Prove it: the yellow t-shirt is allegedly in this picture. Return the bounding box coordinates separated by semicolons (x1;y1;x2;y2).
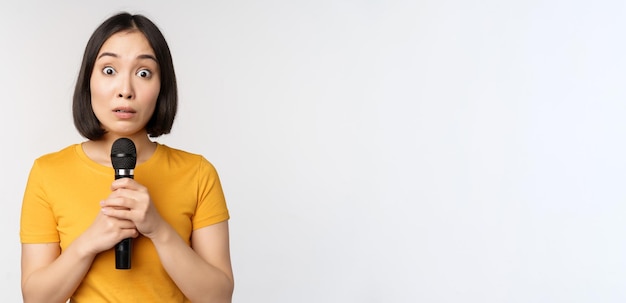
20;143;230;302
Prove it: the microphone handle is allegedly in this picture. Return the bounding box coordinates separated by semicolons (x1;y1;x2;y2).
115;238;132;269
114;172;133;270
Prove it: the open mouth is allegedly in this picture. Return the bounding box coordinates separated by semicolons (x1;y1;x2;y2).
113;108;136;113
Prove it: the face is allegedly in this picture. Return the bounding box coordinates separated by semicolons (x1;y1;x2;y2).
90;30;161;139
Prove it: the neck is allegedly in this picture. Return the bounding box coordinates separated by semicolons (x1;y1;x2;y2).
83;134;158;167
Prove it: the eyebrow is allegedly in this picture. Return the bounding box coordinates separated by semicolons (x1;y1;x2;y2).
97;52;158;62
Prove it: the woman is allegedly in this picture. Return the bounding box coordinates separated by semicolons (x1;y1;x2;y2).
20;12;233;302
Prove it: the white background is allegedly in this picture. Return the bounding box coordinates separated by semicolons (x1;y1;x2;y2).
2;0;626;302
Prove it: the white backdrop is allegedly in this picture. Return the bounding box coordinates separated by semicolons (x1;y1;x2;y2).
2;0;626;302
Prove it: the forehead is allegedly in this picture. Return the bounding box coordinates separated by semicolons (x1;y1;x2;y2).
98;30;156;57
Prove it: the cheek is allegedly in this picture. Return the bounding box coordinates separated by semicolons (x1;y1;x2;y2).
144;83;161;111
148;87;161;102
89;76;115;122
89;84;103;107
89;76;109;103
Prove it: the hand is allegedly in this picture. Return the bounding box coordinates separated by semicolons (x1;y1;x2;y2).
100;178;166;239
75;206;139;257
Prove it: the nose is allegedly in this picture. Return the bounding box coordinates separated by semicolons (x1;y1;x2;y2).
117;75;134;100
118;92;133;99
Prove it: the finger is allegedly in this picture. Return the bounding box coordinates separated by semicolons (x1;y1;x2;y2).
109;178;130;192
115;218;137;230
101;196;136;209
119;228;139;240
101;206;133;220
106;189;130;201
111;178;146;191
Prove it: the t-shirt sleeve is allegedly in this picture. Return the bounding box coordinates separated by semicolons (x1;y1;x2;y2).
20;159;60;243
192;157;230;230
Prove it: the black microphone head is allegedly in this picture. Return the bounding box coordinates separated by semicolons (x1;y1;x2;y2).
111;138;137;170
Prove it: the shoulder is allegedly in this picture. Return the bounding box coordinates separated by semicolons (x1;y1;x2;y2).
33;144;81;167
26;144;83;183
157;144;218;172
158;144;204;163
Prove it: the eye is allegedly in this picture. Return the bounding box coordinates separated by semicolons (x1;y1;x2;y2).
137;69;152;78
102;66;116;75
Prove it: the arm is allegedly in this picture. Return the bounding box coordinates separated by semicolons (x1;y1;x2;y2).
102;178;234;302
21;211;139;302
21;242;93;303
152;221;234;303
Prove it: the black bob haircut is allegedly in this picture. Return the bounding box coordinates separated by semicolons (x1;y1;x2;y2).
73;12;177;139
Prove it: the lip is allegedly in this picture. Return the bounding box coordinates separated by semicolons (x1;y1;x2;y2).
112;106;136;119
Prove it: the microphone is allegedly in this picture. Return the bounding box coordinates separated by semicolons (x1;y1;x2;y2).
110;137;137;270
